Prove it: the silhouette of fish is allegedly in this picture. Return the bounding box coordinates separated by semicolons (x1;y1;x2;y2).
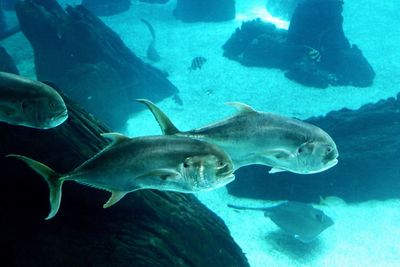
189;56;207;71
228;201;334;243
141;19;160;62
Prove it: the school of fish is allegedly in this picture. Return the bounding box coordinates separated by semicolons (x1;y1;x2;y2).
2;72;339;223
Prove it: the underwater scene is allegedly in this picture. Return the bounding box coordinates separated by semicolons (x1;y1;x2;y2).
1;0;399;266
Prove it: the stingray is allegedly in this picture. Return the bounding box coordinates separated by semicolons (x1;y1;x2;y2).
228;201;334;243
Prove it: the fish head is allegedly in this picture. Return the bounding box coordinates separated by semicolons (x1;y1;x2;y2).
294;138;339;174
180;152;235;191
309;208;335;231
21;95;68;129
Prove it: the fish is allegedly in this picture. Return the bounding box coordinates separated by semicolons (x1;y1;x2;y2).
227;201;334;243
304;45;321;62
7;133;235;220
189;56;207;71
137;99;339;174
0;71;68;129
141;19;160;62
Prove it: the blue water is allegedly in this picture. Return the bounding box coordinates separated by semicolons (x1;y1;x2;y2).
2;0;399;266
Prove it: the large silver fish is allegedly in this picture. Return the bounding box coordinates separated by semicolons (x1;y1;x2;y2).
0;71;68;129
228;201;334;243
138;99;339;174
7;133;234;219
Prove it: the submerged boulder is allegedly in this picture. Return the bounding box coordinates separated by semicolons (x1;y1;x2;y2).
174;0;235;22
15;0;178;129
223;0;375;88
227;93;400;203
0;96;249;267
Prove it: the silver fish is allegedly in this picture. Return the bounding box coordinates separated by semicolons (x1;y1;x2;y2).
304;45;321;62
228;201;334;243
0;71;68;129
138;99;339;174
7;133;234;219
189;56;207;71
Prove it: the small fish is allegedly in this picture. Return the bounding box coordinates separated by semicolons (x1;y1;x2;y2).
141;19;160;62
189;56;207;71
7;133;234;219
138;99;339;174
0;71;68;129
228;201;334;243
304;45;321;62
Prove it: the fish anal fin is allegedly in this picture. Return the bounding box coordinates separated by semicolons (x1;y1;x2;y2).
225;102;257;113
137;169;180;180
101;132;130;146
103;191;127;209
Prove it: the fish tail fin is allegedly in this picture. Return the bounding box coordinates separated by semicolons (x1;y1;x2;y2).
6;154;63;220
137;99;181;135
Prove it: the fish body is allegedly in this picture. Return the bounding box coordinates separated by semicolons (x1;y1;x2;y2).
0;71;68;129
304;45;321;62
189;56;207;71
228;201;334;243
138;99;339;174
141;19;160;62
8;133;234;219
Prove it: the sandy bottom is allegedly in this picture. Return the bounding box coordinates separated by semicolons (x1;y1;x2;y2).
2;0;400;266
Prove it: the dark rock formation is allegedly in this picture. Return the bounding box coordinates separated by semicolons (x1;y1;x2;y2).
81;0;131;16
1;0;16;10
15;0;178;129
227;93;400;203
0;46;19;74
174;0;235;22
0;96;249;267
222;0;375;88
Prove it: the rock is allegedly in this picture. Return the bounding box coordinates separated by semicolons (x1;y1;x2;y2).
0;95;249;267
15;0;178;129
227;93;400;203
81;0;131;16
0;46;19;74
174;0;235;22
222;0;375;88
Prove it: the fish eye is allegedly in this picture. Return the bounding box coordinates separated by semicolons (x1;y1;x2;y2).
183;162;190;168
218;161;226;167
326;146;332;153
315;213;324;221
297;148;303;153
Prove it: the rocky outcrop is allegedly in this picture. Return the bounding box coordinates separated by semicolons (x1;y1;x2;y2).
15;0;178;129
227;93;400;203
223;0;375;88
0;96;249;267
174;0;235;22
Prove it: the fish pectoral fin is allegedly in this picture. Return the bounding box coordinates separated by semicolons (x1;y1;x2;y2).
0;104;17;116
269;167;287;174
103;191;127;209
101;132;130;147
265;149;293;159
138;169;180;180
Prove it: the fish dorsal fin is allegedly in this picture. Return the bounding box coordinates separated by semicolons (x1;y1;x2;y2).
101;132;130;146
137;99;180;135
225;102;257;114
